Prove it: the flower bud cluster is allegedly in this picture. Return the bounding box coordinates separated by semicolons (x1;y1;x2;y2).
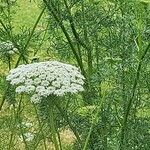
0;41;18;55
6;61;85;103
19;132;34;142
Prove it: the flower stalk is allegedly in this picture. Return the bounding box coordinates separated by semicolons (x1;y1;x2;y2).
48;104;60;150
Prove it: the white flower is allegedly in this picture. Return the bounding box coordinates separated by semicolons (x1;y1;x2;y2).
13;47;18;52
18;76;26;83
19;132;34;142
52;80;61;88
25;79;33;85
8;50;14;55
26;85;35;93
46;74;55;82
68;87;78;93
25;132;34;141
38;89;49;97
0;41;18;55
41;80;49;87
39;74;47;80
22;122;33;128
7;61;85;103
16;86;26;93
31;94;41;103
11;78;21;85
71;83;84;91
62;79;70;86
34;78;41;85
75;78;84;85
26;72;35;78
46;86;56;94
54;89;65;96
36;86;45;93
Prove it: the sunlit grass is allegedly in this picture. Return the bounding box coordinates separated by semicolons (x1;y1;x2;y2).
12;0;42;32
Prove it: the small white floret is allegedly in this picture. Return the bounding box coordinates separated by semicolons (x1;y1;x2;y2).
31;94;41;103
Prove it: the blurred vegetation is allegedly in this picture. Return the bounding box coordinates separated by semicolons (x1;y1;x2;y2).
0;0;150;150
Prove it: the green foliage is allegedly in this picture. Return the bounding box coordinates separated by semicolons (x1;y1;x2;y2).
0;0;150;149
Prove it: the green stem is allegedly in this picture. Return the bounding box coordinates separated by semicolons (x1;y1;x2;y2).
18;98;29;150
33;21;50;56
8;132;14;150
54;102;82;147
57;129;63;150
48;106;60;150
33;104;47;150
43;0;87;79
15;6;46;67
119;42;150;150
0;87;8;111
82;125;93;150
11;96;29;150
82;95;106;150
0;19;28;64
63;0;92;85
0;7;46;111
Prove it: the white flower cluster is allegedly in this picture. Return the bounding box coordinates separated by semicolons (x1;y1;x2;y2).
19;132;34;142
17;121;33;128
0;41;18;55
21;122;33;128
6;61;85;103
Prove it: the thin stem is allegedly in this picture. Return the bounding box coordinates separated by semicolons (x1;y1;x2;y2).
0;83;10;111
82;95;106;150
48;107;60;150
57;130;63;150
0;7;46;111
11;96;29;150
0;19;28;64
33;21;50;56
8;132;14;150
15;6;46;67
54;101;82;147
17;98;29;150
43;0;87;78
33;104;47;150
119;42;150;150
63;0;92;80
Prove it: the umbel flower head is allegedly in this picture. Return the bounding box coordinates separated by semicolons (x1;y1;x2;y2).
6;61;85;103
0;41;18;55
